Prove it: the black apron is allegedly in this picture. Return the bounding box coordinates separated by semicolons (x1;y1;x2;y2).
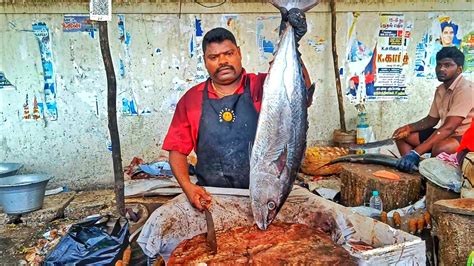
195;77;258;188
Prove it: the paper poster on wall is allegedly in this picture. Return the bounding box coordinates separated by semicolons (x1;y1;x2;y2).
63;15;97;38
22;94;42;121
160;91;181;114
33;22;58;120
306;38;326;53
461;32;474;73
414;16;462;78
0;72;15;90
121;97;139;116
193;17;207;83
117;15;131;78
256;16;279;60
344;12;375;104
346;13;372;64
222;15;240;38
365;14;410;101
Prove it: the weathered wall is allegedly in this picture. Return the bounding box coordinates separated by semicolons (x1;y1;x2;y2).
0;1;472;189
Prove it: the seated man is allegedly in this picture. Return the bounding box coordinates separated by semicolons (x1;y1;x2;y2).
393;47;473;172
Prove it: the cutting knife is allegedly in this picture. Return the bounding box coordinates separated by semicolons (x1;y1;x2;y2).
349;138;395;151
201;201;217;254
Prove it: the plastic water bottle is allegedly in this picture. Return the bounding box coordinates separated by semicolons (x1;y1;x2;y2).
369;191;383;211
356;112;370;154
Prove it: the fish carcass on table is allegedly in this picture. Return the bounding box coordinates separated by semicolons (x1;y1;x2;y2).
250;0;320;230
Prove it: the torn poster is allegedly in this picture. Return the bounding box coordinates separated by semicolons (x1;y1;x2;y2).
118;15;131;78
256;16;279;60
221;15;240;35
367;14;409;101
0;72;15;90
22;94;31;120
22;94;42;121
121;97;139;116
161;92;181;114
344;12;375;104
193;17;207;83
414;16;461;78
63;15;97;33
32;22;58;120
307;38;326;53
461;31;474;73
195;17;204;37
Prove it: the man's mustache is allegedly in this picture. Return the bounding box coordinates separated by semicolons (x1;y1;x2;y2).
216;65;235;74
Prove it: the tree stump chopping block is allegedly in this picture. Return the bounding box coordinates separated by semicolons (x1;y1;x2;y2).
426;181;458;215
340;163;421;211
433;198;474;266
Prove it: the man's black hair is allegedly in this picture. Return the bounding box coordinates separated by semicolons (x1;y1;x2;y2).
202;27;237;54
436;46;465;67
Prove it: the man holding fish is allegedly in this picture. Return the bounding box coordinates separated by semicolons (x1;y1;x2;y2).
162;5;312;211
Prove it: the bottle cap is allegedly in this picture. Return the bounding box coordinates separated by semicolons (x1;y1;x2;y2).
373;191;379;196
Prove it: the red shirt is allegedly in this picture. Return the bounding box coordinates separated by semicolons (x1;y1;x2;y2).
457;118;474;152
162;70;268;155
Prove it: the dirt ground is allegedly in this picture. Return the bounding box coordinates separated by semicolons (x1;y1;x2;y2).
0;189;156;265
0;219;74;264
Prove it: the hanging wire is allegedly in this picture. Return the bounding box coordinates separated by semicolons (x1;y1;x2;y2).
194;0;227;8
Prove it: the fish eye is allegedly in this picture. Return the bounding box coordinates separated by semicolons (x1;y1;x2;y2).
267;201;276;210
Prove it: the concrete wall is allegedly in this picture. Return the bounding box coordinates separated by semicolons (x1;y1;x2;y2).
0;1;472;189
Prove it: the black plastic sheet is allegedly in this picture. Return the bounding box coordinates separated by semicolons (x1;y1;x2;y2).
45;215;129;265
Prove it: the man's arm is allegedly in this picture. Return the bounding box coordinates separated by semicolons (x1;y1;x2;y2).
409;116;440;132
393;115;440;139
169;151;211;211
301;60;312;89
301;60;315;107
414;116;464;155
169;151;192;188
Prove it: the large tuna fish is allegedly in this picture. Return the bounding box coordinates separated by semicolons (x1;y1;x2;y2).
250;0;319;230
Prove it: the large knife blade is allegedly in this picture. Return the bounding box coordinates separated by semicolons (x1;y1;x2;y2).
203;208;217;254
349;138;395;151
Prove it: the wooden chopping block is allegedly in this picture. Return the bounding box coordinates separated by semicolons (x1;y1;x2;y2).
340;163;421;211
433;198;474;266
461;152;474;198
426;181;459;215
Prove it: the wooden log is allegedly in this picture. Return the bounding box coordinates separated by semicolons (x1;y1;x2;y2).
340;163;421;211
433;198;474;266
330;0;346;132
99;21;125;216
426;181;459;215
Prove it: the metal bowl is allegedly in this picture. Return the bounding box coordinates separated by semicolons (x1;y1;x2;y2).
0;174;51;214
0;163;24;178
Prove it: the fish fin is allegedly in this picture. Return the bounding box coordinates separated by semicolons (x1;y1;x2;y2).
273;145;288;178
306;82;315;107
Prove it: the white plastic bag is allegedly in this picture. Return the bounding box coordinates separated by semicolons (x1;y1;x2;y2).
419;158;462;193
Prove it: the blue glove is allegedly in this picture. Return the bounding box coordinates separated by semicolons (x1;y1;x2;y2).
279;7;307;44
396;150;420;173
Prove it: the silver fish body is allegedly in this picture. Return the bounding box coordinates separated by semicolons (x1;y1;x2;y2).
249;25;308;230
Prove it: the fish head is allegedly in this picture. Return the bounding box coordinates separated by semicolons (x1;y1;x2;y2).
251;170;291;230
